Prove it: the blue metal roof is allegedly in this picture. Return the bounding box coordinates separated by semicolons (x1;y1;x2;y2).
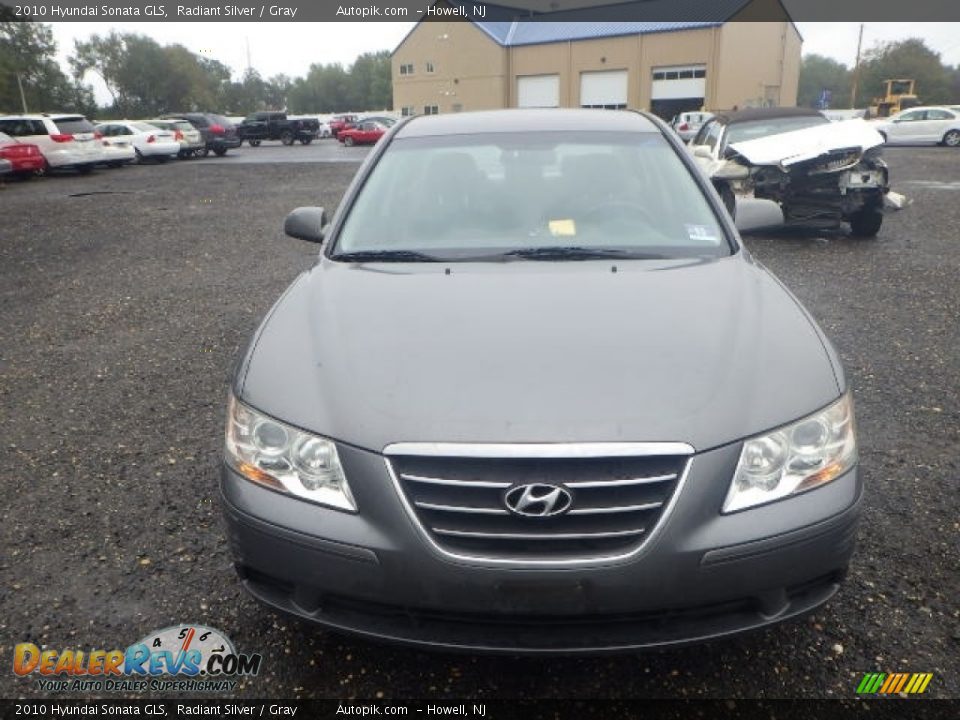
496;22;722;47
396;0;766;54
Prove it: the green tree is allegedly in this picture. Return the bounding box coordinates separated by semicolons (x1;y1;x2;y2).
287;53;391;113
798;54;851;108
856;38;955;107
71;32;233;116
1;9;93;114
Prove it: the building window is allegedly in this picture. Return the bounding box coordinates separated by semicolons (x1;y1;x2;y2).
400;106;416;117
426;61;435;73
694;69;706;78
581;104;628;110
423;105;439;115
399;63;414;75
652;71;666;81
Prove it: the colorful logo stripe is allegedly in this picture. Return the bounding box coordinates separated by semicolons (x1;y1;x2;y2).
856;672;933;695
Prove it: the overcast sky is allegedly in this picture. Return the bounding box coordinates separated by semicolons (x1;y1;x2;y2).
50;22;960;105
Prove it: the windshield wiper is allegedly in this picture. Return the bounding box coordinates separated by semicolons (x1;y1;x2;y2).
330;249;442;263
501;246;664;260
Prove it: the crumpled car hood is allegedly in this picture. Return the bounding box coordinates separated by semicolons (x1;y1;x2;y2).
729;119;884;167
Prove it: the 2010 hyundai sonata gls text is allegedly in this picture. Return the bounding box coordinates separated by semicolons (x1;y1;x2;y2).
221;109;861;653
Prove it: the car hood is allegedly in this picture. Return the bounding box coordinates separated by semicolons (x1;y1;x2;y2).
729;119;884;167
239;256;841;453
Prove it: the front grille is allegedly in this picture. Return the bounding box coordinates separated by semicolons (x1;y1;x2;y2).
387;447;688;562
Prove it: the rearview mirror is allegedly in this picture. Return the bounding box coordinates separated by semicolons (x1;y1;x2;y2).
284;206;328;243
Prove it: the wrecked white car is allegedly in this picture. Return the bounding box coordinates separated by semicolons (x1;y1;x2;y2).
689;108;902;237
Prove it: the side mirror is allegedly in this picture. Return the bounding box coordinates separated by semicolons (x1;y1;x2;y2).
692;145;713;159
284;206;327;243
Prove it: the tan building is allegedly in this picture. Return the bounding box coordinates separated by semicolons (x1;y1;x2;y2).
392;0;801;119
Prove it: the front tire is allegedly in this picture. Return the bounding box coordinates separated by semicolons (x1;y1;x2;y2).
300;137;313;145
213;148;227;157
849;208;883;237
942;130;960;147
248;139;261;147
280;131;294;146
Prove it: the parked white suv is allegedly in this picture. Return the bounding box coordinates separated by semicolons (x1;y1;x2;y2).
0;114;103;173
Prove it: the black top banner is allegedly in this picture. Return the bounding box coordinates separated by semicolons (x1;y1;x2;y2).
2;0;960;22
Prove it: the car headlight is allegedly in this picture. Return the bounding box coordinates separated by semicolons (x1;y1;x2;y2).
224;394;356;512
723;393;857;513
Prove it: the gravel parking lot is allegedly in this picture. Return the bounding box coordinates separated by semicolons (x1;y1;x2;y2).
1;147;957;700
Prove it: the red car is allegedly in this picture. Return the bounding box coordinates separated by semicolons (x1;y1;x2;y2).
0;131;46;177
328;114;358;139
338;121;387;147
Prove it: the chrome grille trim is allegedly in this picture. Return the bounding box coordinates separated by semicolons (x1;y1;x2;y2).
414;501;510;515
433;528;646;540
567;502;663;515
385;442;694;458
383;442;694;567
565;473;677;488
401;473;511;489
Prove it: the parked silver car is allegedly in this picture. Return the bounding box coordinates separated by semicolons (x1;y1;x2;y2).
222;109;861;653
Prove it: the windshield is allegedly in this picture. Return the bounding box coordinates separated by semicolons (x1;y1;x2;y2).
332;131;729;261
53;117;95;135
725;116;829;145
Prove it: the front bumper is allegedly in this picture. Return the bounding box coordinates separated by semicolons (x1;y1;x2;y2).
221;442;861;653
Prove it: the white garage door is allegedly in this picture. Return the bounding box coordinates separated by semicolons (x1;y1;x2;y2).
651;65;707;100
580;70;628;109
517;75;560;108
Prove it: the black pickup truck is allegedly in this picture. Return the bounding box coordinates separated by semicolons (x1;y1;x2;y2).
237;112;320;146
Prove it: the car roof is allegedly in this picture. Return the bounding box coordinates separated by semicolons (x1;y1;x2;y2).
396;109;660;138
710;107;826;125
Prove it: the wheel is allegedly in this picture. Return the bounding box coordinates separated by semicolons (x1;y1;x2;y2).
156;156;169;163
344;136;354;147
280;131;294;146
13;170;35;181
300;137;313;145
248;139;261;147
201;148;211;158
942;130;960;147
849;208;883;237
213;148;228;157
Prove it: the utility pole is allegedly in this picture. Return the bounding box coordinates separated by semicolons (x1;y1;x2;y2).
17;72;28;113
850;23;864;109
245;37;252;75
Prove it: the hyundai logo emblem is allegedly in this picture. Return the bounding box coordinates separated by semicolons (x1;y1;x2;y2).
504;483;573;517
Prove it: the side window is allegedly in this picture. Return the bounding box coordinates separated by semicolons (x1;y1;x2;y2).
899;110;926;122
692;120;713;146
926;109;952;120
